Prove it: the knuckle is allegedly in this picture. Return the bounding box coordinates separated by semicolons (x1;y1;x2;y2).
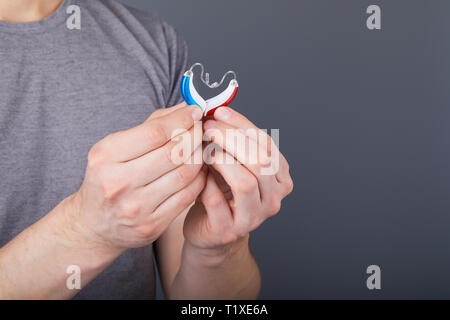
162;145;174;164
203;195;225;209
179;111;194;129
234;225;250;239
235;177;257;194
87;143;107;170
178;188;197;207
101;133;117;150
163;143;176;165
268;196;281;216
99;177;126;201
221;232;239;245
286;177;294;194
136;223;158;240
118;200;142;219
146;124;167;146
176;165;196;185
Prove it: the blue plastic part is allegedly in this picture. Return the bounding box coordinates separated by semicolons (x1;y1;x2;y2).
181;75;200;108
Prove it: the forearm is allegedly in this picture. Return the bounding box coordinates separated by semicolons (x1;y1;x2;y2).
169;235;261;300
0;195;123;299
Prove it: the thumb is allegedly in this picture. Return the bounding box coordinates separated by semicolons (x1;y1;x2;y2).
147;102;188;121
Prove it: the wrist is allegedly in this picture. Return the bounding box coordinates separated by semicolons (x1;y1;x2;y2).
183;234;251;268
48;193;125;266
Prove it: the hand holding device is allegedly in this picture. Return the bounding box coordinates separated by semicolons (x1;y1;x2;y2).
68;104;206;250
183;107;293;254
181;63;239;116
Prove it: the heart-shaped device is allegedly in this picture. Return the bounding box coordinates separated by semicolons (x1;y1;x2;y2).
181;63;239;116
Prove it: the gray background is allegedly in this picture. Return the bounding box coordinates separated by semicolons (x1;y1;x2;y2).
120;0;450;299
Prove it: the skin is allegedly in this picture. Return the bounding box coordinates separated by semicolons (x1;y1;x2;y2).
0;1;293;299
162;107;293;299
0;0;62;22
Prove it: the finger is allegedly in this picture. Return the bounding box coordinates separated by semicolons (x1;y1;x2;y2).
101;106;203;162
209;166;233;200
140;145;204;211
122;124;203;187
206;118;289;185
204;120;276;200
208;148;261;218
200;172;233;229
148;102;188;121
213;107;288;177
213;107;259;132
276;153;292;186
150;166;208;226
213;106;274;153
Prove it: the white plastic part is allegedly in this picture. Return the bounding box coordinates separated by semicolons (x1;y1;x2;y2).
188;74;207;111
204;79;239;114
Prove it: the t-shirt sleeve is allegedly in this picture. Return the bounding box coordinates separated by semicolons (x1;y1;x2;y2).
161;20;189;107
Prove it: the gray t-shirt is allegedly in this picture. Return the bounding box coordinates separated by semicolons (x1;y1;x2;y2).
0;0;187;299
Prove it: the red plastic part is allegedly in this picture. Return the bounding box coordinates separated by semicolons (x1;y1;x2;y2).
205;86;239;116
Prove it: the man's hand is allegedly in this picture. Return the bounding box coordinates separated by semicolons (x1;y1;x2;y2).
67;103;206;251
163;106;291;299
0;103;209;299
183;106;293;255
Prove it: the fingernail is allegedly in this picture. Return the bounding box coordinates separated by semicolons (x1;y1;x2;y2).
215;107;231;121
192;107;203;121
204;120;217;131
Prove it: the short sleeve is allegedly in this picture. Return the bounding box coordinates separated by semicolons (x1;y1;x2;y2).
162;20;189;107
